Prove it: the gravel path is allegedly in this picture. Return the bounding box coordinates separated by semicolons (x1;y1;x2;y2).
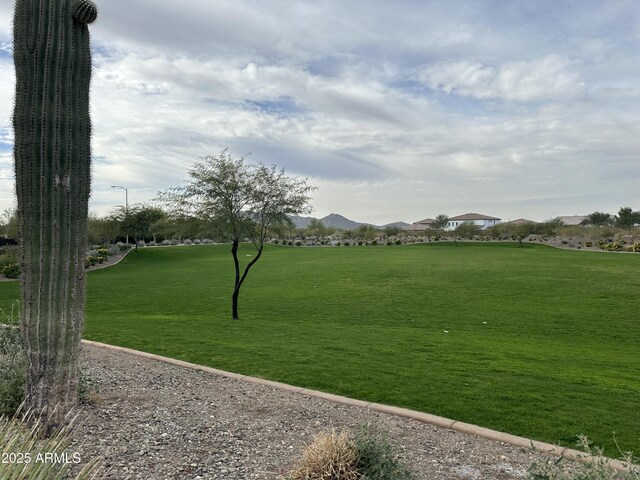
69;343;553;480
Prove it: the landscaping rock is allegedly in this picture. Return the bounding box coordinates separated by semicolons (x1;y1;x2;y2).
68;343;555;479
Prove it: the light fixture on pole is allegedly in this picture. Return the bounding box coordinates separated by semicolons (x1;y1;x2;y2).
111;185;129;245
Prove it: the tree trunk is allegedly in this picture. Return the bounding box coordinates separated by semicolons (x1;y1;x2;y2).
230;238;263;320
231;238;241;319
232;288;240;320
13;0;97;433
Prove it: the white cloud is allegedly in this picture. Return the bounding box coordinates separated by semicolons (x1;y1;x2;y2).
0;1;639;224
421;55;585;102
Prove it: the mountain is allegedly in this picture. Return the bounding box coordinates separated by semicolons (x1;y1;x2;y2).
289;215;315;229
320;213;363;230
289;213;410;230
381;221;411;229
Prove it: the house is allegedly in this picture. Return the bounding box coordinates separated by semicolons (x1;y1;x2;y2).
402;218;435;232
445;213;501;231
500;218;538;226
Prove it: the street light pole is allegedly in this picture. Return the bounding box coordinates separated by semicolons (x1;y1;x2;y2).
111;185;129;245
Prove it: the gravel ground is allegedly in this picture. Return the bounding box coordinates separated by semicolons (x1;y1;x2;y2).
69;343;553;480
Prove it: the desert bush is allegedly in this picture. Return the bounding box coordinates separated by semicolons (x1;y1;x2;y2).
285;429;360;480
0;246;19;269
527;436;638;480
184;239;193;245
0;303;24;416
284;424;413;480
78;369;100;406
353;423;413;480
599;242;625;252
194;239;201;245
161;239;172;246
116;242;130;251
0;407;103;479
86;256;100;266
295;241;303;247
344;241;350;246
1;263;21;279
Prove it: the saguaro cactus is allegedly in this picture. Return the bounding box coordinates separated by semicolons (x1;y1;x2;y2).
13;0;97;430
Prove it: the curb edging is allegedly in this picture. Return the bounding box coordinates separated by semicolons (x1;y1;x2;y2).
81;339;631;472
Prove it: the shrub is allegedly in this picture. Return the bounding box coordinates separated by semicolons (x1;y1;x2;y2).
335;242;341;247
0;246;19;269
0;303;24;416
170;239;179;245
599;242;625;252
86;256;100;266
295;241;303;247
284;424;413;480
194;239;201;245
184;239;193;245
78;369;100;406
161;239;172;246
527;435;639;480
354;423;413;480
285;429;360;480
1;263;20;279
371;240;378;246
202;238;213;244
394;240;402;245
344;241;350;247
0;408;103;479
96;247;108;258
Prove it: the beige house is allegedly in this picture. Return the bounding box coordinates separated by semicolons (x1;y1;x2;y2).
446;213;501;231
403;218;435;232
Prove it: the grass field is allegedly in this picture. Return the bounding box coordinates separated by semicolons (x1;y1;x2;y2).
0;242;638;457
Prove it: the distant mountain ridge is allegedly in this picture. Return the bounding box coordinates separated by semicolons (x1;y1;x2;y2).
289;213;409;230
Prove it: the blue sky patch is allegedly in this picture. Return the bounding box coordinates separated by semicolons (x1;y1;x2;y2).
244;97;308;117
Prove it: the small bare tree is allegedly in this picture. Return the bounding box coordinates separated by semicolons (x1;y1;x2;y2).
160;150;315;319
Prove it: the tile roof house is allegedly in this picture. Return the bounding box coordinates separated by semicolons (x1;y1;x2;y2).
446;213;501;231
403;218;435;232
500;218;539;226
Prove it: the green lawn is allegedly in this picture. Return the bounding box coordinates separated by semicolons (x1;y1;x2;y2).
0;242;638;457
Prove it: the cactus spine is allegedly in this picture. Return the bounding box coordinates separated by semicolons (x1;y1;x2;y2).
13;0;97;430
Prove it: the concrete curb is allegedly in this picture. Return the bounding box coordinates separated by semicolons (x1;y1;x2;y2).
81;339;631;472
87;246;135;272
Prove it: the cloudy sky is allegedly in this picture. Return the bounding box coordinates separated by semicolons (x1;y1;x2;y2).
1;1;639;225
